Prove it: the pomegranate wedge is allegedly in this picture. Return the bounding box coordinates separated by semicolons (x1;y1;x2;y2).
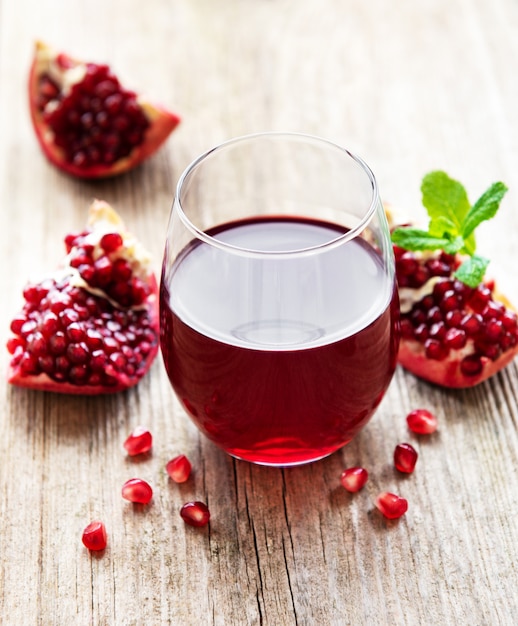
390;171;518;388
29;41;180;178
6;201;159;394
394;249;518;387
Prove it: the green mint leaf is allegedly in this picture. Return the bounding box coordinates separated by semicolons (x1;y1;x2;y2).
391;227;449;251
461;232;477;256
453;254;490;288
461;181;508;240
428;215;458;238
443;235;465;255
393;171;507;288
421;171;470;236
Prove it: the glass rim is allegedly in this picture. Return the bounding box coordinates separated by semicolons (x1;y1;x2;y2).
174;131;380;258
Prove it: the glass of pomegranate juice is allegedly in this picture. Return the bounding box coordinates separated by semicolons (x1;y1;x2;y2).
160;132;400;466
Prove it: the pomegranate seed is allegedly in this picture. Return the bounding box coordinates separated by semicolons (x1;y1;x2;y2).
460;354;484;377
439;290;460;312
406;409;438;434
411;265;430;287
501;332;518;350
501;310;518;331
444;327;467;349
394;443;418;473
340;467;369;493
166;455;192;483
123;426;152;456
400;319;415;339
426;306;443;324
481;300;505;321
82;520;107;551
414;323;429;342
432;279;454;300
445;309;463;328
93;256;113;286
375;492;408;520
424;338;449;360
474;339;500;361
468;285;492;312
484;319;504;341
100;232;123;253
121;478;153;504
429;321;446;340
6;336;24;354
460;313;482;336
426;259;451;277
180;501;210;527
396;252;418;275
411;309;427;326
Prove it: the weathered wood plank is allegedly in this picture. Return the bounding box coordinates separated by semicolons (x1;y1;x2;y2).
1;0;518;624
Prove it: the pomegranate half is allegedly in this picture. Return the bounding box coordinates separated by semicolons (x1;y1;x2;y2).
29;41;180;178
7;201;159;394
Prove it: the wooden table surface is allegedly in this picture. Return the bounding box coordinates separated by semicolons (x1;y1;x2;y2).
1;0;518;624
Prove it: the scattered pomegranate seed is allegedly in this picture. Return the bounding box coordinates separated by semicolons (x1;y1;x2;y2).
340;467;369;492
82;520;107;551
166;455;192;483
375;492;408;519
123;426;152;456
394;443;418;473
121;478;153;504
406;408;438;434
180;501;210;527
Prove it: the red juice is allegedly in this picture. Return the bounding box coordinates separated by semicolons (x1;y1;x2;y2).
160;216;399;466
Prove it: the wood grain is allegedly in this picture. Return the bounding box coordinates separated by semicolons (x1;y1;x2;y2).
1;0;518;624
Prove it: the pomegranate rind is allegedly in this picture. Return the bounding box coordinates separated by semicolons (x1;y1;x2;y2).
28;41;180;179
7;201;159;395
397;336;516;388
6;367;153;395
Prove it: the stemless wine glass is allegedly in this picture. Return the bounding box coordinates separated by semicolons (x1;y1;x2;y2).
160;132;400;466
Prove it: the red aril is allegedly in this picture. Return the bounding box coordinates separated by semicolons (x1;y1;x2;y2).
124;426;153;456
122;478;153;504
6;200;159;394
82;520;107;551
406;409;438;434
340;467;369;493
393;443;418;473
180;501;210;527
166;455;192;483
375;492;408;520
29;41;180;178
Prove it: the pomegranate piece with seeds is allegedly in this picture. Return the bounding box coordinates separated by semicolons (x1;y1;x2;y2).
180;501;210;527
6;200;159;394
406;409;438;434
390;172;517;388
394;249;518;387
122;478;153;504
375;492;408;520
124;426;153;456
29;41;180;178
340;467;369;493
393;443;418;473
82;520;107;551
166;454;192;483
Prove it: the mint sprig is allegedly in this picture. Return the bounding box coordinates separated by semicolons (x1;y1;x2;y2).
391;171;508;287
